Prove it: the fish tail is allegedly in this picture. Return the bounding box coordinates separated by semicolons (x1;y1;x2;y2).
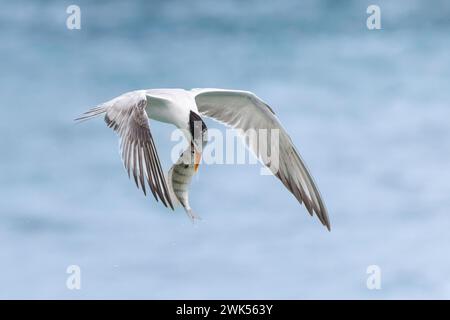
184;207;201;222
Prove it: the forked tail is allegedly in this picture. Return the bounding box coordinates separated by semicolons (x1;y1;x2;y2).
74;106;107;123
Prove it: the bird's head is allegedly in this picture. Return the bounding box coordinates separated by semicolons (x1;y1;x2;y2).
189;111;208;172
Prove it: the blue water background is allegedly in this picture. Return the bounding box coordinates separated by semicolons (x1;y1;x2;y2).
1;0;450;298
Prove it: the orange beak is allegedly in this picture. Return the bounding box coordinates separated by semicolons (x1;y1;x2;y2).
194;150;201;172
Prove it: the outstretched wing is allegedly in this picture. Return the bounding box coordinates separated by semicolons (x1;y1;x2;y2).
76;91;174;209
192;88;330;230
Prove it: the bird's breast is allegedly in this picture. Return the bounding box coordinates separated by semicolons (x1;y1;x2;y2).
146;89;199;129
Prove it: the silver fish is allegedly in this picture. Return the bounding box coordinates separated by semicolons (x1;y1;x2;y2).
167;146;201;220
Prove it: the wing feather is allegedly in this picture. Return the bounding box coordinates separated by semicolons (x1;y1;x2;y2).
75;91;174;210
193;88;330;230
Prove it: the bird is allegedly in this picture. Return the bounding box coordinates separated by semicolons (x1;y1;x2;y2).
75;88;330;230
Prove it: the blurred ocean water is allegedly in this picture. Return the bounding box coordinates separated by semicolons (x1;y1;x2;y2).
0;0;450;299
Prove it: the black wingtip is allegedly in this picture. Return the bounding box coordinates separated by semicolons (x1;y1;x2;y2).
319;211;331;232
168;199;175;210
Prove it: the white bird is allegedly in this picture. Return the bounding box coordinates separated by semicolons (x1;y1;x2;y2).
76;88;330;230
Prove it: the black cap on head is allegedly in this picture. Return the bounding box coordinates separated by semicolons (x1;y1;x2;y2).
189;111;208;148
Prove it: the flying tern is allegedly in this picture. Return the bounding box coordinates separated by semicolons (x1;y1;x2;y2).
76;88;330;230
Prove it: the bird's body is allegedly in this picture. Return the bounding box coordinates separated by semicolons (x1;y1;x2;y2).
76;88;331;230
144;89;198;127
